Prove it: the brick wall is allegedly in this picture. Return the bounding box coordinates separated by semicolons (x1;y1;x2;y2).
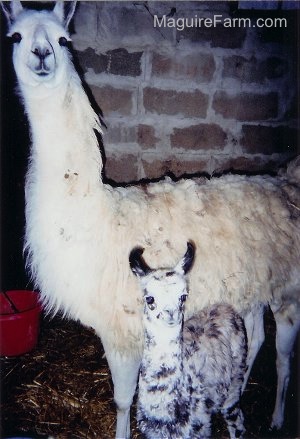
72;1;298;183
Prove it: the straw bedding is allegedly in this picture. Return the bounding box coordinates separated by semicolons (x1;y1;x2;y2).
1;310;298;438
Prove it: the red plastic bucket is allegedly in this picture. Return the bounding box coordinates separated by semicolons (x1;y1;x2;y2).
0;290;42;356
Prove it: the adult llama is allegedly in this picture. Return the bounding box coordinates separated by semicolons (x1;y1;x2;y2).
1;1;300;438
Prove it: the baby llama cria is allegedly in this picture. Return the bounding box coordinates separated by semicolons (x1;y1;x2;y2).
130;242;247;439
1;1;300;437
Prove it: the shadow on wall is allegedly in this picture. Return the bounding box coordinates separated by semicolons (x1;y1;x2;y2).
0;10;31;290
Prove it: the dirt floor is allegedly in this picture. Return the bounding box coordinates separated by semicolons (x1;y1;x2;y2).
1;309;299;439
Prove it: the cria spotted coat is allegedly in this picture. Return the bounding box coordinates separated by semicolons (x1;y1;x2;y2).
130;243;247;439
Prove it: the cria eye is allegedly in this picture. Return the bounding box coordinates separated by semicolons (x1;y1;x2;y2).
146;296;154;305
145;296;156;310
58;36;68;46
10;32;22;43
180;294;188;303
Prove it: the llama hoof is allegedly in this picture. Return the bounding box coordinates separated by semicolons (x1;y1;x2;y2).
268;422;283;435
270;414;284;431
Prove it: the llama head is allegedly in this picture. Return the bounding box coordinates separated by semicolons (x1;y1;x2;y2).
1;1;77;89
130;242;195;327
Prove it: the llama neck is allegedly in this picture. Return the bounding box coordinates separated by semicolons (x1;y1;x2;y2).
141;320;184;391
143;321;183;359
20;69;103;188
138;319;189;432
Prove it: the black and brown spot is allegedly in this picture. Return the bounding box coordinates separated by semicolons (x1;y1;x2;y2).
205;397;214;409
156;365;177;379
148;384;168;393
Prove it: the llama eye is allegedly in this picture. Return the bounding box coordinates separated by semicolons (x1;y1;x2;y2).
10;32;22;44
180;294;188;303
58;36;68;47
145;296;156;310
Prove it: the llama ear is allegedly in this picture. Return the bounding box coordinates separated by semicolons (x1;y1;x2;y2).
53;0;77;28
1;0;23;26
129;247;152;278
175;241;195;275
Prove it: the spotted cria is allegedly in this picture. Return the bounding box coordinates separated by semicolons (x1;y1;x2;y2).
130;242;247;439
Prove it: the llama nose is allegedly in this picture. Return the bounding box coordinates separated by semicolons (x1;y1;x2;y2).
31;45;52;74
31;26;53;70
164;309;174;319
31;46;52;60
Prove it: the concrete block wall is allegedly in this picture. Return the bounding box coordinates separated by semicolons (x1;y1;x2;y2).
72;1;298;183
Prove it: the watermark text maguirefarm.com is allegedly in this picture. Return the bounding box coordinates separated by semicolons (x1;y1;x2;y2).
154;15;288;31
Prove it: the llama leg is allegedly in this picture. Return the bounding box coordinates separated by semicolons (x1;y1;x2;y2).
191;418;212;438
270;302;300;430
104;346;141;439
222;404;245;439
190;404;212;438
242;304;265;392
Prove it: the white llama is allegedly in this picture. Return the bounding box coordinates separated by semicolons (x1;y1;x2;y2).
130;242;247;439
1;2;300;438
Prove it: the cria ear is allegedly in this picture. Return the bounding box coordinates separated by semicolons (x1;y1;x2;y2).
175;241;195;275
0;0;23;26
53;0;77;28
129;247;152;278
